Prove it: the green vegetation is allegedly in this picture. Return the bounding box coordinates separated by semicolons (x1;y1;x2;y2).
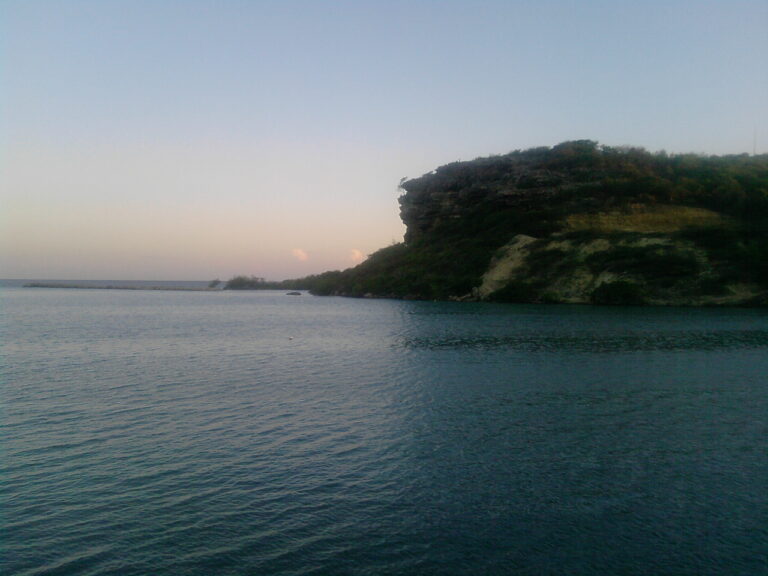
224;275;269;289
260;141;768;305
584;246;700;285
590;281;647;305
223;275;307;291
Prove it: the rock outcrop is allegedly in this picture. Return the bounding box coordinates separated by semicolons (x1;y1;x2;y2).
306;141;768;305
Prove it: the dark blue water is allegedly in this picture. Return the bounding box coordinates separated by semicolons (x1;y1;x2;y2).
2;287;767;575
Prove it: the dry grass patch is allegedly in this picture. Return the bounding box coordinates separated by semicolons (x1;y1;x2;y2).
565;204;728;234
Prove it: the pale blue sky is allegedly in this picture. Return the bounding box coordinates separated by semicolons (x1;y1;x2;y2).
2;0;767;280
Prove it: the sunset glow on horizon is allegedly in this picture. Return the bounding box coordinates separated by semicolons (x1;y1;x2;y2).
2;1;766;280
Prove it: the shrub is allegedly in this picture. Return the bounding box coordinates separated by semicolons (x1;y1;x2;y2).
591;281;646;305
586;246;699;279
488;281;545;303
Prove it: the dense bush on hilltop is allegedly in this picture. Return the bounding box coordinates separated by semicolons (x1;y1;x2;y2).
289;141;768;305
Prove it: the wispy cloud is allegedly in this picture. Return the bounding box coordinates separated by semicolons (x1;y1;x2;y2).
291;248;309;262
350;249;365;264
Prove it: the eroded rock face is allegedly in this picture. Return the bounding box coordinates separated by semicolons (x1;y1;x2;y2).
475;232;766;306
398;141;615;243
398;165;578;243
308;142;768;304
475;235;537;299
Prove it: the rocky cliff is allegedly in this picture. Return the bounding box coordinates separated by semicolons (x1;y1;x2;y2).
306;141;768;305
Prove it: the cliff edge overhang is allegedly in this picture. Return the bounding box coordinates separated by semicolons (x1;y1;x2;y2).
308;141;768;305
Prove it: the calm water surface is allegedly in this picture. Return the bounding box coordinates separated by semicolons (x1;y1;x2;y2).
2;287;767;575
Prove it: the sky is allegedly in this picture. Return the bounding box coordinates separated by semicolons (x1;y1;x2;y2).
2;0;767;281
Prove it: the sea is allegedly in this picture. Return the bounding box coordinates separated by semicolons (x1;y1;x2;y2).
2;280;767;575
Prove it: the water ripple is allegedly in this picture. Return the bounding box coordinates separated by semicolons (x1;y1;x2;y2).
3;290;768;575
400;329;768;352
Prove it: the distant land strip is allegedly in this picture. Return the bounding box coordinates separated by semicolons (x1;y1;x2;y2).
23;283;217;291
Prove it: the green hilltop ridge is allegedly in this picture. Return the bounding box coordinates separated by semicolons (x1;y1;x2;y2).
291;140;768;305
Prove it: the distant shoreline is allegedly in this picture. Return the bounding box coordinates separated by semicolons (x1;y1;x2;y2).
23;282;218;292
21;282;310;293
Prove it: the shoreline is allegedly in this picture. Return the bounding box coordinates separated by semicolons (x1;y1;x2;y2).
23;283;219;292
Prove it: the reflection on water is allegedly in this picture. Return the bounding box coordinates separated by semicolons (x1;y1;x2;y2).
3;289;767;575
401;329;768;352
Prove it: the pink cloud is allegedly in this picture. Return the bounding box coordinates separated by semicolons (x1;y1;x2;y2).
350;249;365;264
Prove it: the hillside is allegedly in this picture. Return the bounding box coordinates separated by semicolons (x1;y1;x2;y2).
300;141;768;305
